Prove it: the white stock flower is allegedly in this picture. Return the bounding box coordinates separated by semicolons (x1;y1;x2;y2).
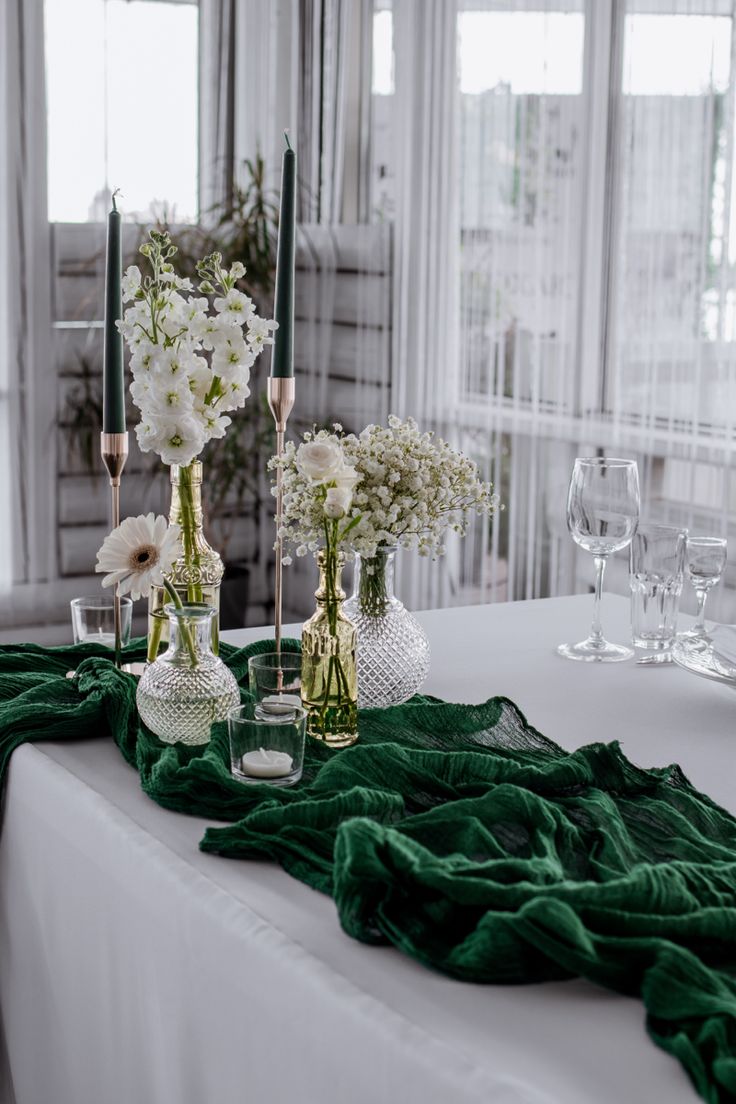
297;440;345;484
247;316;277;349
148;377;195;417
201;411;232;440
213;288;255;326
95;513;182;601
211;332;249;382
135;418;162;454
119;234;275;468
219;375;251;411
157;415;206;467
122;266;142;303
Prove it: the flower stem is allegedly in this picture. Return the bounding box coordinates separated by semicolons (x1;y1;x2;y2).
358;552;390;616
163;578;198;666
178;464;203;603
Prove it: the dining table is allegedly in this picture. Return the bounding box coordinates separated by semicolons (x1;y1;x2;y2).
0;592;731;1104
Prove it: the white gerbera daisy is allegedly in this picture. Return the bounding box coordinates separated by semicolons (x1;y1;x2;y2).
95;513;182;601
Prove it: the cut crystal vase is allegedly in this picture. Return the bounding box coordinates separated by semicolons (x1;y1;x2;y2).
136;603;240;746
344;546;430;708
147;460;224;662
301;550;358;747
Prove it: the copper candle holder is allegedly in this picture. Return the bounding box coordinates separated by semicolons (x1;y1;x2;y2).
100;431;129;667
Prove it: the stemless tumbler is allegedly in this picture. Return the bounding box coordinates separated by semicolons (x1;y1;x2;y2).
629;524;687;662
558;457;640;662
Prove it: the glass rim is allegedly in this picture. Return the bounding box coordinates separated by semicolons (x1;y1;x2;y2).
248;651;302;668
227;703;306;725
164;601;215;621
686;535;727;547
574;456;637;468
71;595;133;609
633;523;688;538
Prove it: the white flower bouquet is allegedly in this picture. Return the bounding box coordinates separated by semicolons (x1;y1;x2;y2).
273;416;499;563
118;229;276;468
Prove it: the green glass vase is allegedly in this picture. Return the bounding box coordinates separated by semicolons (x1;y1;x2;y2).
301;550;358;747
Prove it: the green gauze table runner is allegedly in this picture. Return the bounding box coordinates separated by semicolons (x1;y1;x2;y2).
0;638;735;1103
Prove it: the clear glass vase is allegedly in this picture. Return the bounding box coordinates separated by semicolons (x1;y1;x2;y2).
136;603;240;745
344;546;430;708
301;550;358;747
147;461;224;662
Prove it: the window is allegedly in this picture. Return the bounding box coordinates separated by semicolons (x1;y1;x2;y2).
45;0;199;223
370;0;736;609
458;3;586;415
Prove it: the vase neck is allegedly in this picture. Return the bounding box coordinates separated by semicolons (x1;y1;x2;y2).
165;603;215;664
169;461;204;533
314;549;346;605
353;546;398;615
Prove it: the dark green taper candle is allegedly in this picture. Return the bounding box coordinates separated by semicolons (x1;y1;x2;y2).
103;192;126;432
271;133;296;378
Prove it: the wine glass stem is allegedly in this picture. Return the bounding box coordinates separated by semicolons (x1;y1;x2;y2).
694;588;707;633
590;555;607;644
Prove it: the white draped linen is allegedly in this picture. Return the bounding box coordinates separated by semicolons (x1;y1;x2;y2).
1;595;729;1104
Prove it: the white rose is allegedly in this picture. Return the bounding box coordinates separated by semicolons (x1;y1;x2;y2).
297;440;345;484
324;486;352;519
333;465;360;492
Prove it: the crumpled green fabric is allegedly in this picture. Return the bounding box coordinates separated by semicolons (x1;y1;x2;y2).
0;638;735;1103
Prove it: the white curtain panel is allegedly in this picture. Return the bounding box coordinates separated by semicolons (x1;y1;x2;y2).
298;0;352;224
380;0;736;620
0;0;54;587
391;0;461;611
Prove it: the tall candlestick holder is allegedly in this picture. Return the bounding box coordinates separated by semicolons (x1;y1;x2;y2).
267;377;296;670
100;431;129;668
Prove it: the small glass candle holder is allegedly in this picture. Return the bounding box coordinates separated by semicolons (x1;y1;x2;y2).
228;703;306;787
248;652;302;720
71;595;133;647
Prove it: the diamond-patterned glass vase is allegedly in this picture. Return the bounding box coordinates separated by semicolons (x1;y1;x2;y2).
136;603;239;745
344;547;430;708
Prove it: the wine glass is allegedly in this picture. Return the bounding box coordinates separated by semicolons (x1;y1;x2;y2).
558;457;640;662
679;536;727;640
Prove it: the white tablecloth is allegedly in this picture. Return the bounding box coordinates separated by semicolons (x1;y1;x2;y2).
1;594;731;1104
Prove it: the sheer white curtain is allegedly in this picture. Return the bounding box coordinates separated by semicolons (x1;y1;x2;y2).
381;0;736;619
604;0;736;620
452;0;588;608
391;0;460;610
0;0;54;588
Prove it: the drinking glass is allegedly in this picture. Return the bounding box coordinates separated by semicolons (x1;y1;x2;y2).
71;595;133;647
680;536;727;640
228;703;306;787
629;524;687;663
558;457;640;662
248;652;302;719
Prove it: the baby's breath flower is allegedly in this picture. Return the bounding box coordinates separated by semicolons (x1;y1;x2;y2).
272;416;501;562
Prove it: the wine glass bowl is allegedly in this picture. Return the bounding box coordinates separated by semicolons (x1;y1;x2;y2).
679;536;727;640
558;457;640;662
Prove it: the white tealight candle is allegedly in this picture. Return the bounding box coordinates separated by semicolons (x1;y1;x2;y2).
241;747;294;779
257;693;302;717
88;632;116;649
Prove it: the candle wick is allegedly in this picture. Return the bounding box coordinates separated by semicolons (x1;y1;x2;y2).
111;187;122;212
283;130;292;152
